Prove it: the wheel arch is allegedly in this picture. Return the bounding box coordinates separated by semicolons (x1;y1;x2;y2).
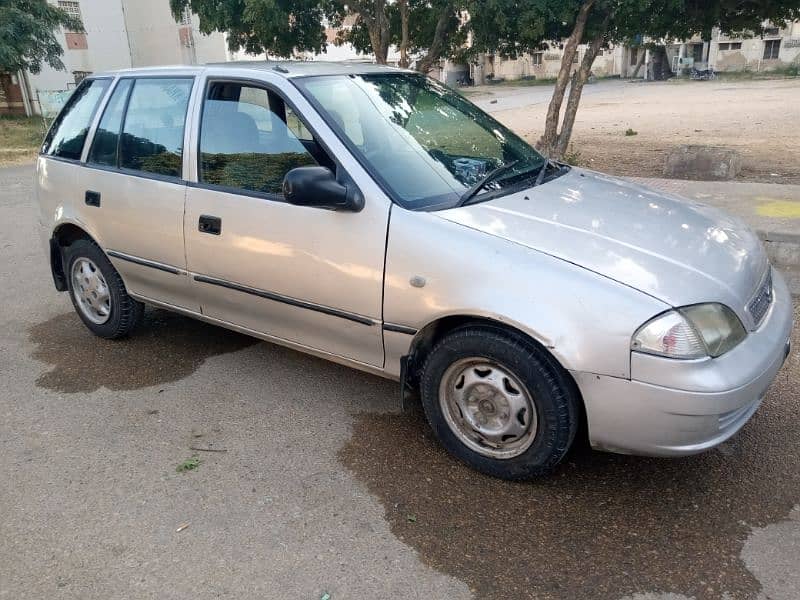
405;313;588;445
49;222;98;291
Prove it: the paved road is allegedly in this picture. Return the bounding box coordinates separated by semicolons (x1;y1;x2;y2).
1;163;798;600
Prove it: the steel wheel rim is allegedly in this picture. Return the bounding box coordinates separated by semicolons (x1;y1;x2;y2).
439;357;538;459
71;258;111;325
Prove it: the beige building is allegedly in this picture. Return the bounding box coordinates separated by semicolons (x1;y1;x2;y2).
2;0;226;116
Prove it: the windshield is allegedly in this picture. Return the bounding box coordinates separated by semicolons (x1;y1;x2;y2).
294;73;547;210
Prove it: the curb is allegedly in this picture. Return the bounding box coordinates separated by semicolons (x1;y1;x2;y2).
759;230;800;245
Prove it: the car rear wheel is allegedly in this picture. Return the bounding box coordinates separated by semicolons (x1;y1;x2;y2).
420;325;580;480
65;240;144;339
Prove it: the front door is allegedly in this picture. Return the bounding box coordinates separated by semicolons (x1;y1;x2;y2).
184;78;389;366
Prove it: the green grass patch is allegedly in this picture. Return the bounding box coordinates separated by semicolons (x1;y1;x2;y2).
493;76;558;87
176;456;201;473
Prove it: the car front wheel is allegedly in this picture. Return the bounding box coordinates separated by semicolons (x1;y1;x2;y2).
420;325;580;480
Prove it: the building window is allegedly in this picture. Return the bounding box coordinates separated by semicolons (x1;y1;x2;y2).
629;49;638;66
532;53;542;66
58;1;83;32
718;42;742;51
764;27;780;37
763;39;781;59
180;7;192;26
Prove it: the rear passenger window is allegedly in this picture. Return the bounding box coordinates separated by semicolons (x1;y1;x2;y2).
199;82;318;195
119;78;193;178
88;79;133;166
42;78;109;160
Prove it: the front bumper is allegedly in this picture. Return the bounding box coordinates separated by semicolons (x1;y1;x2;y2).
572;269;793;457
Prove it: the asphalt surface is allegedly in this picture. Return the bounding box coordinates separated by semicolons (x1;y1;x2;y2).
1;163;799;600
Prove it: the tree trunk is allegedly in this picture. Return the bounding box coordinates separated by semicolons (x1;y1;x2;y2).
398;0;410;68
536;0;594;156
360;0;390;64
415;3;453;74
630;47;646;78
554;32;604;159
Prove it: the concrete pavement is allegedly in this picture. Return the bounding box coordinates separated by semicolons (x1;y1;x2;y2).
1;162;799;600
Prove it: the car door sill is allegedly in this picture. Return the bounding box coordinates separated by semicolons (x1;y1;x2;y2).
129;293;395;380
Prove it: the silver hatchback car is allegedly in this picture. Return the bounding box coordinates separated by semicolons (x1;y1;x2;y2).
36;62;792;479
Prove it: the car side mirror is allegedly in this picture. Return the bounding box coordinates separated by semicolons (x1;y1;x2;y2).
282;166;364;212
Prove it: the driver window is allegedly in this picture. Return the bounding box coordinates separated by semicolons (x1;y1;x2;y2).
199;82;319;195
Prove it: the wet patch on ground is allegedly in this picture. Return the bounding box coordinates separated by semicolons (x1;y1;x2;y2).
29;310;257;393
340;315;800;600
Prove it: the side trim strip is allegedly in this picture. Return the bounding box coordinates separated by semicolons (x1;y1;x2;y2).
193;274;377;326
106;250;182;275
383;323;418;335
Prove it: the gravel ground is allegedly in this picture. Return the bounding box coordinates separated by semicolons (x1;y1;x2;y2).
1;161;798;600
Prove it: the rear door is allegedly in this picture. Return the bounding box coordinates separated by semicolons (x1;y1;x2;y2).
80;75;198;310
183;76;390;366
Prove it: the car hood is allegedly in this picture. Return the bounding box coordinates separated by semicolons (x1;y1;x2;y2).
437;168;768;320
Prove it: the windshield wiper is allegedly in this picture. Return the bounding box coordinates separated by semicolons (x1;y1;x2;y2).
532;157;558;188
456;160;520;207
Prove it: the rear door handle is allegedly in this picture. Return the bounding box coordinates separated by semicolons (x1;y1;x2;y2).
198;215;221;235
85;190;101;207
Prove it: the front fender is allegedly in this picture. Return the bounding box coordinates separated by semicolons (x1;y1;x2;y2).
383;207;669;379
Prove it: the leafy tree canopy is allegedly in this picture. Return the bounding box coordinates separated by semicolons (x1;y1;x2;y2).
170;0;339;57
0;0;82;74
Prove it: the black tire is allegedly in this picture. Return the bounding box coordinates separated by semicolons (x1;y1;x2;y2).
420;325;580;480
64;239;144;339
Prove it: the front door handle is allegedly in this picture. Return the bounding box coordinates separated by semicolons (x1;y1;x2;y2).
198;215;221;235
85;190;101;207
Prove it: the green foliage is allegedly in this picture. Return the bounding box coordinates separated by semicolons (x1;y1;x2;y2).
176;456;200;472
562;143;585;166
465;0;580;59
201;152;315;194
340;0;466;59
169;0;338;57
468;1;800;59
0;0;83;73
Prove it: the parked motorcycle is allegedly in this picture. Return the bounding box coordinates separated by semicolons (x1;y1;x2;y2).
690;67;717;80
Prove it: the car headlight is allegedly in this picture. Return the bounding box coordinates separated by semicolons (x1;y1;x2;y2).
632;303;747;359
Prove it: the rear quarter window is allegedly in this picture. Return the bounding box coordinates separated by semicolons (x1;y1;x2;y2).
42;78;110;160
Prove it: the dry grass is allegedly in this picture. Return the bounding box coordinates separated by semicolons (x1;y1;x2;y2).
0;116;48;166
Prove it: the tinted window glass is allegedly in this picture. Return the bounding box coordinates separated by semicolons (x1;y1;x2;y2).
88;78;132;166
43;78;109;159
119;78;193;177
199;82;316;195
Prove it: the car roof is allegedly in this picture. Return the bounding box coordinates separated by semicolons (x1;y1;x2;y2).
94;61;411;79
